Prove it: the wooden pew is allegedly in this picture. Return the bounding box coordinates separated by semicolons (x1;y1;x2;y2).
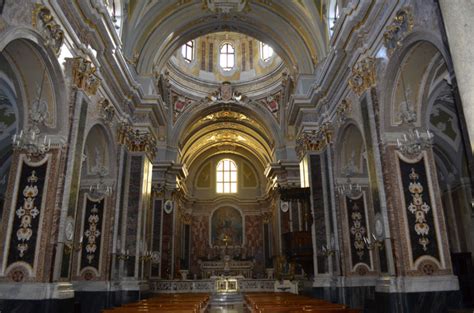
102;293;209;313
244;292;361;313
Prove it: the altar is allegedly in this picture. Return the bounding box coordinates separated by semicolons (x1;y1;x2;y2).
199;255;254;278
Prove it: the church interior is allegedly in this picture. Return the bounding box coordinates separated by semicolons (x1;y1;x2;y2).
0;0;473;312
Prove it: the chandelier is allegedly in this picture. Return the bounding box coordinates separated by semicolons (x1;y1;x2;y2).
337;176;362;198
12;127;51;158
395;71;434;157
12;68;51;158
396;127;434;157
88;165;113;198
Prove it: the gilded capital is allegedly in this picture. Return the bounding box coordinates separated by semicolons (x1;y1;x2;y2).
348;57;376;96
295;122;333;159
69;57;101;95
117;123;157;159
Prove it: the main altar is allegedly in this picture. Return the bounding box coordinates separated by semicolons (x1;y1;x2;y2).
199;256;254;278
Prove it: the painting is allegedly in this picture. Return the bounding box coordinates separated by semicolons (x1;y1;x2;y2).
211;207;243;246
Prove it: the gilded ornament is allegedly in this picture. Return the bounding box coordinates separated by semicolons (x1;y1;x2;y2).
383;7;414;56
295;122;333;159
348;57;376;96
32;4;64;56
117;122;157;159
70;57;101;95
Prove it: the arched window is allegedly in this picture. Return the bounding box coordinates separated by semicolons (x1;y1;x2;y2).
216;159;237;193
219;43;235;71
181;40;194;63
260;42;274;62
328;0;340;36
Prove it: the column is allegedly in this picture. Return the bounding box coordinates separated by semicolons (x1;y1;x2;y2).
438;1;474;160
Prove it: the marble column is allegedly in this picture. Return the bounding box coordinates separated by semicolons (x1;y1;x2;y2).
438;1;474;157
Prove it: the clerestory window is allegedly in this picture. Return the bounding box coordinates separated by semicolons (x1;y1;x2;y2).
260;42;274;62
216;159;237;193
181;40;194;63
219;43;235;71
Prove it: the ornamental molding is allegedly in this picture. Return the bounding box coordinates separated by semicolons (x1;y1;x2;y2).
383;7;414;57
201;81;249;105
348;57;376;96
202;0;251;14
117;122;157;159
98;98;115;125
335;99;352;125
32;4;64;56
295;122;333;159
69;57;101;95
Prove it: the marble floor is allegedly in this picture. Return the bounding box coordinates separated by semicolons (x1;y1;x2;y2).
209;303;244;313
209;292;245;313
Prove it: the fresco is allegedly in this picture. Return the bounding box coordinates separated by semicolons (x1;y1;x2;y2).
211;206;243;246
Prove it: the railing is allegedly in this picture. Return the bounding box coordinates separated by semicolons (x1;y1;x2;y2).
150;279;275;293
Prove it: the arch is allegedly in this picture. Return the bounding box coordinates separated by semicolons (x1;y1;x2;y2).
0;27;69;133
82;123;117;181
173;102;282;151
379;32;449;134
333;121;367;177
0;28;68;134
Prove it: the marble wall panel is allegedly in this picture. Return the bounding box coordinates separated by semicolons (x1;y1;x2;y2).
245;215;263;275
190;215;208;275
160;209;173;278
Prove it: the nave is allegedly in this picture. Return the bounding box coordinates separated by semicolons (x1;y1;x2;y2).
0;1;473;313
100;292;362;313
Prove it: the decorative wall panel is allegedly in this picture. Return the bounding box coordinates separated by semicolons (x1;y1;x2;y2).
399;156;440;263
151;199;162;277
80;196;104;274
346;195;371;270
6;159;48;269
